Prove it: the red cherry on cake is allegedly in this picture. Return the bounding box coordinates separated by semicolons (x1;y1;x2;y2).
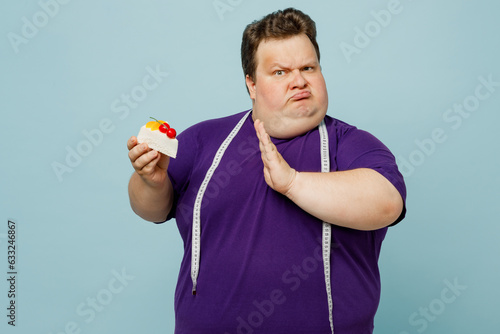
167;128;176;139
159;123;169;133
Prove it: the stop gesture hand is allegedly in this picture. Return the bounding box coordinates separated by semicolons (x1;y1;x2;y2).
254;119;297;196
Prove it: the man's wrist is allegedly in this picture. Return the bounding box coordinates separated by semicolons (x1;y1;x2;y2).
284;169;300;201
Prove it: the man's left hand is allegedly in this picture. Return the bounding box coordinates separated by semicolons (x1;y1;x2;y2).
254;119;297;196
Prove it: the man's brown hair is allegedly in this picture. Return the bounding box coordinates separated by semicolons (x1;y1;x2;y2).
241;8;320;82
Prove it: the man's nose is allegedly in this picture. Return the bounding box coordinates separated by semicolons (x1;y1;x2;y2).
290;69;307;89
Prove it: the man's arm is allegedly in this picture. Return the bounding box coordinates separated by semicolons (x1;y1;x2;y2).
127;136;174;222
254;120;404;231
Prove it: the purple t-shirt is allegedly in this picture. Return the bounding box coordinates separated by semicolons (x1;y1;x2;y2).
166;110;406;334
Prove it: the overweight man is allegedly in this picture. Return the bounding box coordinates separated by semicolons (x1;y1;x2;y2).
127;8;406;334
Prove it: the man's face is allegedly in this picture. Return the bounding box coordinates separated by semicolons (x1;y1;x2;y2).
246;34;328;139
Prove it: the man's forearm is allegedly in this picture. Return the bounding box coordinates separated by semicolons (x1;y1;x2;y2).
285;168;403;230
254;120;403;230
128;172;173;223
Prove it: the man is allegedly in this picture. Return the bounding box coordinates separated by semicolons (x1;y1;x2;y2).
128;8;406;334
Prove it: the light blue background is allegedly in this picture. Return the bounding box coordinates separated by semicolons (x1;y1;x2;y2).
1;0;499;333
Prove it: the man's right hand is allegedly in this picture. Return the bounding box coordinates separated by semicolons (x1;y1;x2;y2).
127;136;174;222
127;136;170;187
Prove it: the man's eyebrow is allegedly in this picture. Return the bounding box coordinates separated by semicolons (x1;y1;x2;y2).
268;62;289;69
268;60;319;69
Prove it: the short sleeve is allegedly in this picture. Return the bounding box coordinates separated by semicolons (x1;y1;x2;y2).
335;125;407;225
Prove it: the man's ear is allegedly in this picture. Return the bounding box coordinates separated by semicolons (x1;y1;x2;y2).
245;74;256;100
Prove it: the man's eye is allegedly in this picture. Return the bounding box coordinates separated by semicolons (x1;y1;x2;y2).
303;66;314;71
274;70;285;76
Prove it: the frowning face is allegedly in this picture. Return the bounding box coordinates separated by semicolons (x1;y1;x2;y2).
246;34;329;139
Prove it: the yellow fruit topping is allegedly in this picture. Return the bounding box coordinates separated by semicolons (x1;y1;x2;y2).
146;120;166;131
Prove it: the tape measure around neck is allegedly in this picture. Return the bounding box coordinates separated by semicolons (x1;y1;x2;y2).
191;110;251;295
190;112;334;333
319;119;334;334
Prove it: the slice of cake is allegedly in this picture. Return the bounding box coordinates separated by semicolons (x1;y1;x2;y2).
137;117;178;158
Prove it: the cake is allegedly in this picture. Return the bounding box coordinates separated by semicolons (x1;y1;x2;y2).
137;117;178;158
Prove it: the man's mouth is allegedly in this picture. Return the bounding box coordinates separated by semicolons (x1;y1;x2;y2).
290;91;312;101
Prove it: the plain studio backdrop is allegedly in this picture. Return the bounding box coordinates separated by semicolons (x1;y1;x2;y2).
1;0;499;333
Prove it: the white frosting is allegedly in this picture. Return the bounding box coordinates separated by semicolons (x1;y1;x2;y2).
137;125;178;158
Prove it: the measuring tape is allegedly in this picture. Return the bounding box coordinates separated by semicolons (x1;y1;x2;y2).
190;111;334;333
319;119;334;334
191;110;251;295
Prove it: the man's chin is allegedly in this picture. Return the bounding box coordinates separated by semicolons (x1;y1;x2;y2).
286;102;327;119
287;102;315;116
